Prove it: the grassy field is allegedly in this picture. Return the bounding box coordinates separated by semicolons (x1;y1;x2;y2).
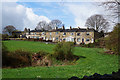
2;40;119;78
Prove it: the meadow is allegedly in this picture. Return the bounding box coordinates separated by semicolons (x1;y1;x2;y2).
2;40;119;78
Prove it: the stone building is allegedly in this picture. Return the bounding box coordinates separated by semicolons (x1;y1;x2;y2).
25;26;103;44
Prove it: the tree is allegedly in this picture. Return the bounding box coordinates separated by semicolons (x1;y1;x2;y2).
36;19;63;30
49;19;63;29
105;23;120;54
53;42;74;60
100;0;120;23
36;21;52;30
85;14;110;33
3;25;16;35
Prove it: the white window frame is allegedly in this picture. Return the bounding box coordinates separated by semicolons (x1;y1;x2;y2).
77;38;80;42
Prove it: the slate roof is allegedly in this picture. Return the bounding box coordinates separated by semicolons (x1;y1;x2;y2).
29;28;96;32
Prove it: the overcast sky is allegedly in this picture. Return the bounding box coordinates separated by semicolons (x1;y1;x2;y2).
1;0;113;32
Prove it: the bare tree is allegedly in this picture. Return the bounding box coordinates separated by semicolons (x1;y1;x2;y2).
36;21;52;30
36;19;63;30
49;19;63;29
3;25;16;35
85;14;110;33
100;0;120;23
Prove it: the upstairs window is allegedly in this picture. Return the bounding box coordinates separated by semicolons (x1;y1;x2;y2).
63;32;66;35
31;33;33;35
86;39;90;41
86;32;89;35
42;32;45;35
77;33;80;36
71;33;74;35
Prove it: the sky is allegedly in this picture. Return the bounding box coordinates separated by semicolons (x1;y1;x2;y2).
1;0;112;32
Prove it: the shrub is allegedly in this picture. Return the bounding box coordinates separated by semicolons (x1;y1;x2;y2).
53;42;74;61
2;34;9;40
2;42;9;67
2;48;32;68
32;51;51;66
105;23;120;54
85;43;95;48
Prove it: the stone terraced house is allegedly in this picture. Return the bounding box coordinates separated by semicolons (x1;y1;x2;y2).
25;26;103;44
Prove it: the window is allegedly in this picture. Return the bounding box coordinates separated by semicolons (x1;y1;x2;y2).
71;33;74;35
50;32;52;35
42;32;45;35
30;36;33;38
77;33;80;36
49;37;52;40
31;33;33;35
86;32;89;35
63;32;66;35
91;38;94;43
34;36;37;38
86;39;90;41
56;37;58;40
71;38;74;42
63;38;65;40
34;33;36;35
46;37;48;40
77;38;80;42
56;32;58;35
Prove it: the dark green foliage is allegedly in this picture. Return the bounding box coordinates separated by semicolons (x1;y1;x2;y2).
53;42;74;61
85;43;95;48
105;23;120;54
35;50;49;56
2;44;32;68
2;42;9;66
2;34;9;40
3;25;16;35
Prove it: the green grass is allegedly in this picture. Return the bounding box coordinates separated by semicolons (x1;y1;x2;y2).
3;40;55;53
2;40;119;78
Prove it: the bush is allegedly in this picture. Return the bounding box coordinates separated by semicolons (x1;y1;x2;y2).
32;51;52;66
105;23;120;54
2;42;9;66
2;34;9;40
53;42;74;61
2;48;32;68
85;43;95;48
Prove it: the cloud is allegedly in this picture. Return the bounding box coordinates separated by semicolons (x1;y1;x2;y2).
2;2;51;31
65;2;107;28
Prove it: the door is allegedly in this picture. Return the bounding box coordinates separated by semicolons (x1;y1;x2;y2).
82;38;84;43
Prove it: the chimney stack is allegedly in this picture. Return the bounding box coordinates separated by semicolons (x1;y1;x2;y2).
62;25;65;30
28;28;30;32
70;26;72;30
87;27;89;30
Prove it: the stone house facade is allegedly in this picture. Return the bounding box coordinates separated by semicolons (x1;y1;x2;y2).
25;27;103;44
